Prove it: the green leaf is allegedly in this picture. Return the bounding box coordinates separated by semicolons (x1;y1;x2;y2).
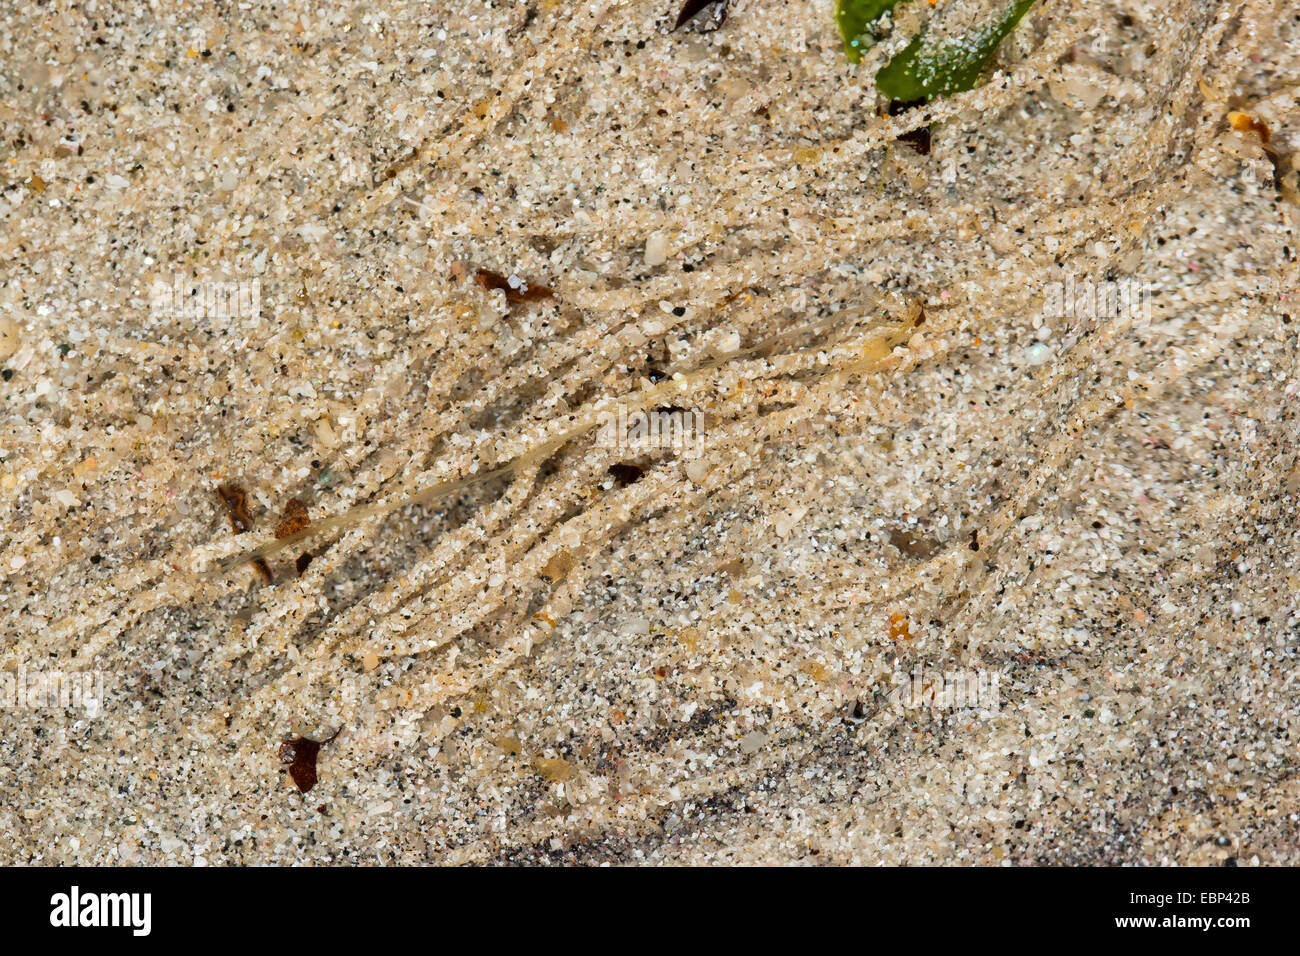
875;0;1037;101
835;0;911;64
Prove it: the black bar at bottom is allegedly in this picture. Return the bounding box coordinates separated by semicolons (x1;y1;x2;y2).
0;864;1283;943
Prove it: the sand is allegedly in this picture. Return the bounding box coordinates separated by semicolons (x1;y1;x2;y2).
0;0;1297;864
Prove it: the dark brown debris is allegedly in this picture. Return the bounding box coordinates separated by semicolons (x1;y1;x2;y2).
274;497;310;539
215;482;254;534
474;268;554;303
252;558;274;585
252;557;273;585
884;98;931;156
279;728;341;794
715;556;745;578
674;0;728;31
889;527;940;559
1262;145;1295;195
272;499;314;577
215;482;273;583
896;127;931;156
607;463;645;487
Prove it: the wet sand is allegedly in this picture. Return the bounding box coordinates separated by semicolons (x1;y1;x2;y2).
0;0;1297;864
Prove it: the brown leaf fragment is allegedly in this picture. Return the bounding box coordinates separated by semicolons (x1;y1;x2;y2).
279;728;341;794
216;482;273;582
274;497;310;538
215;482;254;534
474;268;554;303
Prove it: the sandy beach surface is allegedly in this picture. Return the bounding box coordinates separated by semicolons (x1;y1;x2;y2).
1;0;1297;864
